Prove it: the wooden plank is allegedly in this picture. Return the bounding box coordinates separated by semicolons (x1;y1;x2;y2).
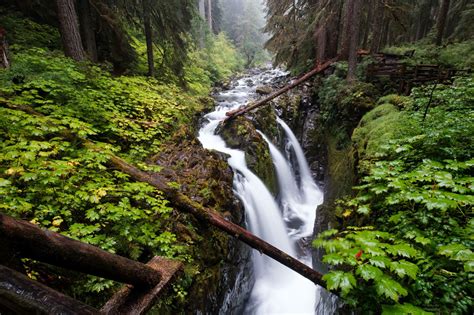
0;265;99;314
0;213;161;288
101;257;183;315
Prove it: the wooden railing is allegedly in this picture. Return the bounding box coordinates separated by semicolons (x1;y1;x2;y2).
0;213;182;314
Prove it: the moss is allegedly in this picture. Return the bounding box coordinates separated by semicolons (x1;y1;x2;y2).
378;94;413;109
218;117;278;195
352;104;415;166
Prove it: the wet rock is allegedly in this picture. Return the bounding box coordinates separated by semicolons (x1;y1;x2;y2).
217;116;278;196
255;85;272;95
149;126;252;314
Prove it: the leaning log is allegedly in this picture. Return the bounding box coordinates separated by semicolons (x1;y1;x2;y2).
224;56;338;121
0;213;161;288
107;154;326;288
0;265;99;314
1;102;328;289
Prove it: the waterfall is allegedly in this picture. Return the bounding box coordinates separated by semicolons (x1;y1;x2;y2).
198;69;324;314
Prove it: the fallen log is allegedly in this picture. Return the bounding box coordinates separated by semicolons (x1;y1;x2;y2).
0;213;161;288
0;265;99;314
101;257;183;315
104;153;326;288
224;56;339;121
1;102;328;290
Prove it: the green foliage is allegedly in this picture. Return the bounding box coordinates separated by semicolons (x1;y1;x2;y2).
0;48;201;301
0;9;60;50
317;76;474;313
385;40;474;69
317;70;379;144
185;33;243;94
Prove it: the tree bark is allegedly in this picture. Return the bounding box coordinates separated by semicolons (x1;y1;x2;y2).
370;0;384;53
198;0;206;48
225;57;339;120
101;257;183;315
0;265;98;314
142;0;154;76
316;25;327;64
340;0;356;60
0;213;161;288
78;0;98;62
327;1;343;59
56;0;86;61
347;0;362;82
435;0;451;45
206;0;213;31
0;28;10;69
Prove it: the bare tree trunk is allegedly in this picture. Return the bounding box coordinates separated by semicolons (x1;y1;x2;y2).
340;0;356;59
370;0;384;53
198;0;206;47
435;0;451;45
347;0;361;82
0;28;10;68
206;0;213;31
56;0;86;61
362;1;372;49
78;0;97;62
316;25;327;64
327;0;343;58
142;0;154;76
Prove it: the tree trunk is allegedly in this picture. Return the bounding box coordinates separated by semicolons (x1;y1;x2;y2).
370;0;384;53
435;0;451;45
316;25;327;64
143;0;154;76
198;0;206;47
56;0;86;61
327;1;343;59
78;0;98;61
0;28;10;69
206;0;213;31
347;0;361;82
340;0;356;59
362;1;373;49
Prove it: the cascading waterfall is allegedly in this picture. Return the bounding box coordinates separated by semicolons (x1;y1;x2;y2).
198;69;324;314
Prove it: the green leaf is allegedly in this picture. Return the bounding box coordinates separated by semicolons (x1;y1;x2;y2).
438;244;467;258
369;256;392;269
323;253;345;266
356;264;383;281
382;303;433;315
389;260;419;279
0;178;11;187
323;271;357;295
375;275;408;302
464;261;474;272
386;244;418;258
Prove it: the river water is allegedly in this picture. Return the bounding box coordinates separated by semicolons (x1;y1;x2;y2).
198;69;324;314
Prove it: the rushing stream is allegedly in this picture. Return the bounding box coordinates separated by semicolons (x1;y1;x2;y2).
198;69;324;314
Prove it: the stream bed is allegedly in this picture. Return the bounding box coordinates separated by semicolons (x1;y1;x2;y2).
198;69;324;314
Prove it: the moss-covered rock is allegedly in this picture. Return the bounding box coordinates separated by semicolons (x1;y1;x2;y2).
218;116;278;195
148;126;252;314
351;103;417;173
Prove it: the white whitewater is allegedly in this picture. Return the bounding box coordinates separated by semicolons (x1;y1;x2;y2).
198;69;323;314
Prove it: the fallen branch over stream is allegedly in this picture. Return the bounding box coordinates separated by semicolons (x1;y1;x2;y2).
1;101;328;289
225;56;338;121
